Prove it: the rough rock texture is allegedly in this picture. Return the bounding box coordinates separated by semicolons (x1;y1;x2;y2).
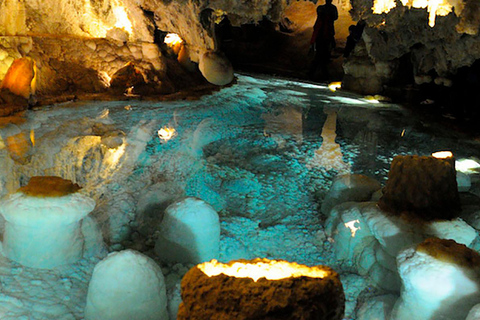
393;238;480;320
85;250;168;320
0;35;170;97
178;259;345;320
141;0;291;62
344;0;480;95
155;197;220;264
0;0;152;42
378;155;460;220
0;188;95;268
198;50;234;85
321;173;381;214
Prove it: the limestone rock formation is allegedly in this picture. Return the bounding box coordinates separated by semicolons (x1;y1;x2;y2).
393;238;480;320
378;155;460;220
85;249;168;320
0;176;95;268
344;0;480;96
155;197;220;264
178;258;345;320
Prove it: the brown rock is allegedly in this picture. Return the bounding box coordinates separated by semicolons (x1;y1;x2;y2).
19;176;81;197
109;62;147;94
378;155;460;220
178;259;345;320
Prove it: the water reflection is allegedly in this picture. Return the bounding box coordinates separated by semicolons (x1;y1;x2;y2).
306;108;351;174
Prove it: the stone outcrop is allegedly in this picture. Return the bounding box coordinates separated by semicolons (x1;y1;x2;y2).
178;258;345;320
344;0;480;95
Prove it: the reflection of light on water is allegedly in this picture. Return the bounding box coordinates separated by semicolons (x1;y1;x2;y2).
329;96;367;105
328;82;342;92
263;106;303;146
344;219;361;237
198;259;329;282
158;127;176;142
99;109;109;119
105;143;126;168
432;151;453;159
456;159;480;174
306;108;351;173
363;96;380;103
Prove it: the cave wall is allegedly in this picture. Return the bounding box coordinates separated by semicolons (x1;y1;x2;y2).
344;0;480;95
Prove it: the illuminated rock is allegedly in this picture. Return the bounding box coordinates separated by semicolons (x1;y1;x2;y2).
0;176;94;268
155;197;220;264
426;218;477;247
109;62;147;94
0;57;36;99
85;250;167;320
178;258;345;320
178;44;197;72
198;50;234;86
378;155;460;220
393;238;480;320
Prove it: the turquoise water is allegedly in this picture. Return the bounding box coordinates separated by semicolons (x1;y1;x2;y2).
0;74;479;319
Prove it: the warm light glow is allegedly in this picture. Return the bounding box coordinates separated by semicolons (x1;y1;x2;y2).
105;143;126;168
363;95;380;103
157;127;176;141
112;4;133;34
432;151;453;159
1;57;36;98
373;0;396;13
100;71;111;84
344;219;361;237
99;109;109;119
30;129;35;147
456;159;480;174
164;33;183;46
401;129;406;137
328;82;342;92
81;0;133;37
307;108;351;173
374;0;455;27
198;259;329;282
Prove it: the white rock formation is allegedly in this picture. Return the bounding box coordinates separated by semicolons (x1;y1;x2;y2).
326;195;480;293
155;197;220;264
0;191;95;268
84;250;168;320
357;294;397;320
466;304;480;320
321;174;381;214
392;238;480;320
198;50;234;86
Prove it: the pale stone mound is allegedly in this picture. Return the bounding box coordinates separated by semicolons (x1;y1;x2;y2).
155;197;220;264
0;178;94;268
321;174;381;214
84;250;167;320
198;51;234;86
392;238;480;320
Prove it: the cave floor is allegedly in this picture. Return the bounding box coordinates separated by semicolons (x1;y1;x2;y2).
1;74;480;319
